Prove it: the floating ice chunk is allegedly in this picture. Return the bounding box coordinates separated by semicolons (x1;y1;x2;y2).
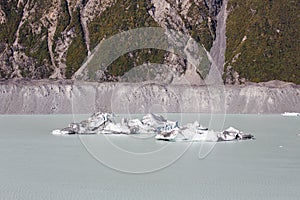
218;127;254;141
52;129;71;135
87;112;112;131
155;130;179;141
193;130;219;142
51;112;255;142
142;113;167;128
281;112;300;117
126;118;155;134
155;121;186;141
218;131;239;141
127;119;143;127
103;122;132;134
225;127;240;133
156;121;178;132
52;112;112;135
167;125;254;142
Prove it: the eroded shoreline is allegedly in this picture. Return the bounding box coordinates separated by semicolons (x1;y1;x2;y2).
0;80;299;114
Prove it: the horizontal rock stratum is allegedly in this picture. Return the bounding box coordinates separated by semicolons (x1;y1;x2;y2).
0;80;299;114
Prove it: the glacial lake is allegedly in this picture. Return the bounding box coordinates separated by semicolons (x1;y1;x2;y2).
0;114;300;200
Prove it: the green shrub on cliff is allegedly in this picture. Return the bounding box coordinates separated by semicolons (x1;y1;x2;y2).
88;0;166;76
65;7;88;78
185;1;214;50
225;0;300;84
53;0;71;43
0;1;22;44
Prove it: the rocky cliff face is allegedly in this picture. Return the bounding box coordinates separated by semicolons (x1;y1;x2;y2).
0;0;222;81
1;1;298;85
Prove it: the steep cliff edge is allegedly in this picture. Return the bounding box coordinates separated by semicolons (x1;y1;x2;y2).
0;80;299;114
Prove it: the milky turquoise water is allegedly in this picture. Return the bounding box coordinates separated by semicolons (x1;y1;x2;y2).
0;114;299;200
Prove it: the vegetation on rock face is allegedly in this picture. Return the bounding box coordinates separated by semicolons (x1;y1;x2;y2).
0;1;22;44
19;22;51;69
65;7;88;78
184;1;215;50
89;0;159;49
54;0;71;42
108;49;166;76
1;0;53;78
88;0;166;77
0;0;220;81
225;0;300;84
1;0;298;84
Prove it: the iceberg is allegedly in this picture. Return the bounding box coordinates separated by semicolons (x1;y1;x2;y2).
51;129;72;136
281;112;300;117
102;122;132;134
51;112;255;142
51;112;112;135
141;113;168;128
51;113;168;135
217;127;254;141
177;124;254;142
155;121;183;141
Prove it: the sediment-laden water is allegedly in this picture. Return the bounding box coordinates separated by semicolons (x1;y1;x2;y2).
0;114;299;200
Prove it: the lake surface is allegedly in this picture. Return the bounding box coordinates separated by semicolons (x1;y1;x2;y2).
0;114;299;200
